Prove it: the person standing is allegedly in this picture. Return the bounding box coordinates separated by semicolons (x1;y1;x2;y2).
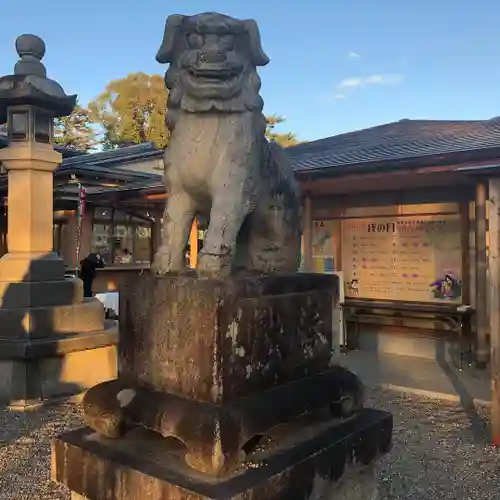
78;253;105;298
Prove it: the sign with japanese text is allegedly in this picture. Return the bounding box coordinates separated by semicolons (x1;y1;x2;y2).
341;215;462;303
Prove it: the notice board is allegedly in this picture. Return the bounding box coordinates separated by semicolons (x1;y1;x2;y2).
341;214;462;303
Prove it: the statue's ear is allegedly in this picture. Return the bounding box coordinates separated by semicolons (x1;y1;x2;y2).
242;19;270;67
156;14;186;64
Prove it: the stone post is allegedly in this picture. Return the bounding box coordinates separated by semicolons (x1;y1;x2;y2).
0;34;118;408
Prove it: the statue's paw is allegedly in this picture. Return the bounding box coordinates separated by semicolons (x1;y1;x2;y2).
151;248;173;275
82;381;132;438
197;253;229;277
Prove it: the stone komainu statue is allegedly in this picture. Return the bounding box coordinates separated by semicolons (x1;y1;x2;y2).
152;12;301;276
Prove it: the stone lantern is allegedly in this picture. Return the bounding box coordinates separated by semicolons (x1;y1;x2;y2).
0;34;76;281
0;35;117;408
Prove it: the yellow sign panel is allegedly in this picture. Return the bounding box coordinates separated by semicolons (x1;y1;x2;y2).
341;215;462;303
312;220;338;273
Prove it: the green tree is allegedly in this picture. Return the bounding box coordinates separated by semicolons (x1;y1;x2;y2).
53;104;97;152
88;73;169;150
265;114;299;147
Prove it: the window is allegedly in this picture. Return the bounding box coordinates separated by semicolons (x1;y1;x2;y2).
134;226;152;263
94;207;112;219
91;223;113;263
91;208;153;265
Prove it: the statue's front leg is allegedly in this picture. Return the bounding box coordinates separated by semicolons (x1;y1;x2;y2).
152;189;196;275
198;190;249;276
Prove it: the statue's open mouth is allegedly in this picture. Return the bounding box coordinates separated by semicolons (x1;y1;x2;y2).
186;65;242;85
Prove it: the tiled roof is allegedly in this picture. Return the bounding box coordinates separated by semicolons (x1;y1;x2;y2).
3;117;500;201
56;142;162;182
287;118;500;173
89;179;162;195
86;178;164;203
59;142;160;169
83;118;500;199
56;163;160;182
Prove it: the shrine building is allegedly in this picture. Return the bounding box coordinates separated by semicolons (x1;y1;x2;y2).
2;118;500;366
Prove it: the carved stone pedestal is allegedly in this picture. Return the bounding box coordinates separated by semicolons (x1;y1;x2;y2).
53;408;391;500
53;272;392;499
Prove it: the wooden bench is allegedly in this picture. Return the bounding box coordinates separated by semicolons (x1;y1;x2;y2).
342;299;475;369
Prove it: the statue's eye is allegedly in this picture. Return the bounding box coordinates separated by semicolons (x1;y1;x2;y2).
187;33;203;48
219;34;234;50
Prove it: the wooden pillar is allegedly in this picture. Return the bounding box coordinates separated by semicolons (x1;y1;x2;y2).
460;202;471;305
80;207;93;262
303;196;313;272
152;206;163;257
475;182;489;366
189;217;198;269
0;202;7;257
60;211;77;268
489;179;500;445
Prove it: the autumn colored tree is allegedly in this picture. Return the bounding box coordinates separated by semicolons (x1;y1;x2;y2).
88;73;169;150
89;73;298;150
53;104;97;152
265;114;299;147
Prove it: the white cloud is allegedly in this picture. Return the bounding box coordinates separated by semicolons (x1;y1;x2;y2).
334;93;346;100
338;77;363;89
337;74;404;90
347;51;361;59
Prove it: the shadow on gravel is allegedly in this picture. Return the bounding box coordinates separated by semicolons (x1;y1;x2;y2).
436;343;489;443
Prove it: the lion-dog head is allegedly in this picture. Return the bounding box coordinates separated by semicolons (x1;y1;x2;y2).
156;12;269;120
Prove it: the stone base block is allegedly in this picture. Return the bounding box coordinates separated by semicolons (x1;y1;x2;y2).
119;272;338;403
70;467;379;500
0;251;66;282
0;297;105;339
0;320;118;407
0;276;83;308
52;408;392;500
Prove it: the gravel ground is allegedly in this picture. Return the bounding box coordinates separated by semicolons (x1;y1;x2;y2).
0;401;82;499
0;389;499;499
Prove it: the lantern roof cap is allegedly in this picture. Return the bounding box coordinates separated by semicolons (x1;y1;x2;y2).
0;34;77;123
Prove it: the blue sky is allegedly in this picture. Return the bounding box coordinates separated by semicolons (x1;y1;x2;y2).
1;0;500;141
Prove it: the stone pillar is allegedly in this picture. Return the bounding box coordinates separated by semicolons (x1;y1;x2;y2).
0;34;118;407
